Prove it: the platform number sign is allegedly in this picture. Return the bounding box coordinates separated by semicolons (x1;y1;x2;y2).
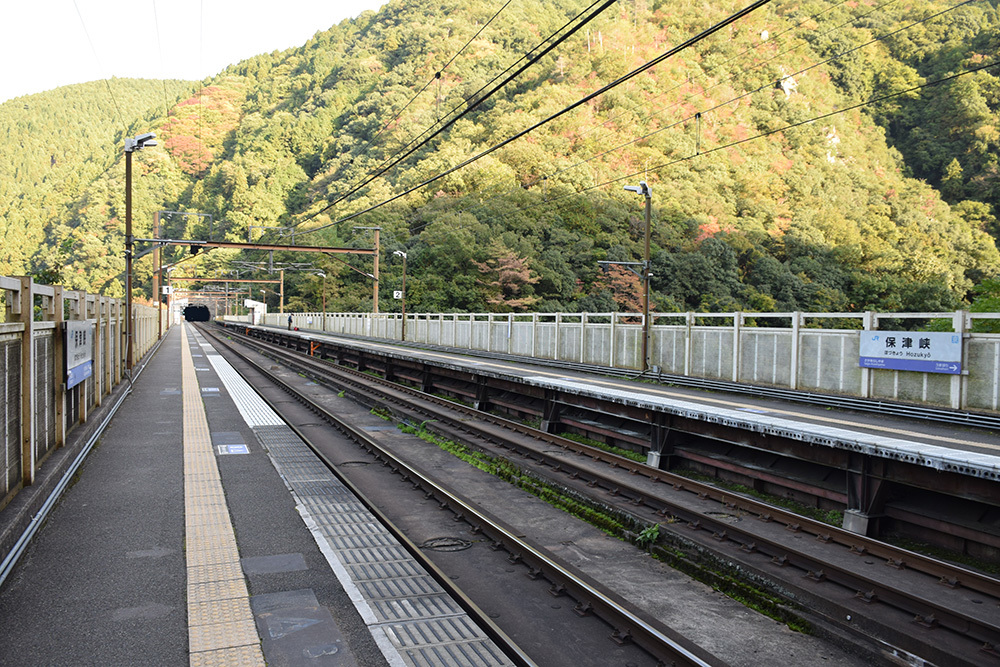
393;290;403;300
858;331;963;374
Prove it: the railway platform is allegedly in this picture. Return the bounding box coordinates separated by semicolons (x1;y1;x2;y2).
3;318;999;666
0;323;513;667
219;321;1000;559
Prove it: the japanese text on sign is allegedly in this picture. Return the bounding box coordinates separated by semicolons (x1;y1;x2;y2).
858;331;963;374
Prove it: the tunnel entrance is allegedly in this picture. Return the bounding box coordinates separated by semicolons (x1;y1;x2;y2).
183;304;211;322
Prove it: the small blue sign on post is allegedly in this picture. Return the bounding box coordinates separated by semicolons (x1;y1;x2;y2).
859;331;963;374
66;360;93;389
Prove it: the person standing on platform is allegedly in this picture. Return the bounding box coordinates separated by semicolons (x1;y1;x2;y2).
287;314;292;330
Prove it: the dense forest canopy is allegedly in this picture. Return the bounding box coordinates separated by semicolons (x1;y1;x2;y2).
1;0;998;319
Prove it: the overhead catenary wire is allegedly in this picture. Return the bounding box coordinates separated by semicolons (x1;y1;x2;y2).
465;59;1000;239
342;0;515;180
424;0;976;231
253;0;518;252
152;0;171;119
295;0;774;239
72;0;127;133
288;0;622;233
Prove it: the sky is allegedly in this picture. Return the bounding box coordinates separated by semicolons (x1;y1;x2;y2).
0;0;387;104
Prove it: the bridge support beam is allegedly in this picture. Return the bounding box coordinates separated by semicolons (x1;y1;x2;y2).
540;391;561;434
845;452;888;537
647;413;674;470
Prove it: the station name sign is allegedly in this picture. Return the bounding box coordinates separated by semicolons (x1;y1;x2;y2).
65;320;94;389
858;331;963;374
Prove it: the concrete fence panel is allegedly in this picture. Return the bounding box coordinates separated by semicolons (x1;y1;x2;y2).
243;309;1000;414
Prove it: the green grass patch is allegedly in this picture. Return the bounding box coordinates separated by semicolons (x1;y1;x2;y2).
674;469;844;527
886;534;1000;576
558;432;647;463
395;420;812;634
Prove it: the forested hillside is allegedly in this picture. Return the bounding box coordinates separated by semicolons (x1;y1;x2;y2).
1;0;998;316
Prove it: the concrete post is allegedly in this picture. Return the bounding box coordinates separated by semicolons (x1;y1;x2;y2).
52;286;65;448
531;313;537;359
952;310;968;410
860;311;875;398
683;312;694;377
732;312;742;382
790;311;802;390
609;313;616;369
17;277;36;485
554;313;561;362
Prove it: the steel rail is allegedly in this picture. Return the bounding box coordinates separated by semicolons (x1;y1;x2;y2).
202;324;725;667
217;324;1000;655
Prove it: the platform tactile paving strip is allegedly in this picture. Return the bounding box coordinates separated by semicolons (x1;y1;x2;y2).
205;342;514;666
182;325;263;666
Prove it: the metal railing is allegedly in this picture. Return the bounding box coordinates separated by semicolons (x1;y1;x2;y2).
0;276;165;510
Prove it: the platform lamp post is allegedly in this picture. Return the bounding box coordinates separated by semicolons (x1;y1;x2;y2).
124;132;157;373
314;272;327;332
623;181;652;372
393;251;407;341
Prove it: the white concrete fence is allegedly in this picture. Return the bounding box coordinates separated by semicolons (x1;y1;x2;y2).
232;309;1000;413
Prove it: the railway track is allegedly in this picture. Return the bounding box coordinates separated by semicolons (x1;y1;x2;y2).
199;324;719;667
204;323;1000;666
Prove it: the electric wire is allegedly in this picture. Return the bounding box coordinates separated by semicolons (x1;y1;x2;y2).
352;0;613;188
345;0;514;177
295;0;774;239
72;0;127;133
152;0;171;119
422;0;976;231
576;59;1000;197
288;0;621;233
442;0;906;224
453;59;1000;244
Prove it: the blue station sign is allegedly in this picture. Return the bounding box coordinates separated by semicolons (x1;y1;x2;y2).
66;360;93;389
65;320;95;389
859;331;963;374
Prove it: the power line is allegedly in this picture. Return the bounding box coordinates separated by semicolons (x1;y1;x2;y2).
290;0;621;232
72;0;127;133
296;0;774;239
542;60;1000;213
348;0;514;169
445;0;973;228
152;0;170;119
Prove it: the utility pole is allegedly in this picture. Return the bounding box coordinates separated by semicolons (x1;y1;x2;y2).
123;132;156;372
354;226;382;313
373;228;380;314
624;181;652;372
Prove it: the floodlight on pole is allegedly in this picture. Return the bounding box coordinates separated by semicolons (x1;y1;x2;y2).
623;181;652;372
124;131;156;373
314;271;327;331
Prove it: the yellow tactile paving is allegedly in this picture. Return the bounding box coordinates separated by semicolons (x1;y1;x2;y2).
189;598;260;627
181;325;264;666
187;578;250;605
189;645;265;667
189;617;261;652
187;560;245;585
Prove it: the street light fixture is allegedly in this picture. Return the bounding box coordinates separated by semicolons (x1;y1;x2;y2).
124;132;157;373
393;251;407;341
314;272;327;332
623;181;652;372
